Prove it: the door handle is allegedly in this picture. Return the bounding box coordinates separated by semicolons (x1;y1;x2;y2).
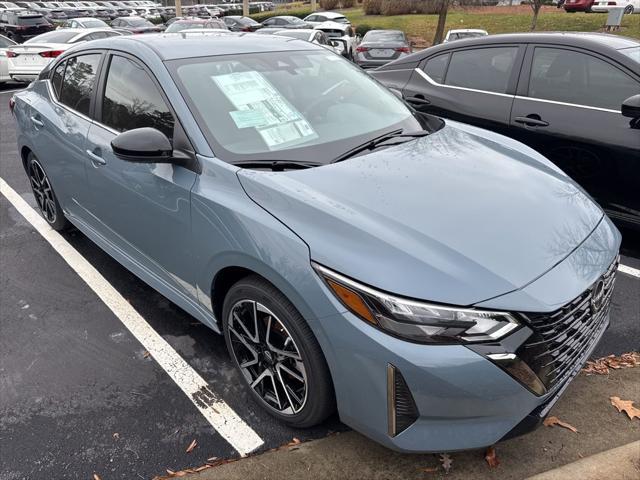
86;149;106;166
405;95;431;106
30;116;44;128
514;116;549;127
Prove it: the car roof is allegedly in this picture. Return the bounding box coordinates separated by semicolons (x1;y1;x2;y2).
314;21;348;31
431;32;638;51
447;29;487;34
85;32;322;60
317;11;345;18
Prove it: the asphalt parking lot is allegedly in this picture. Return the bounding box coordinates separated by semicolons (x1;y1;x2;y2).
0;82;639;480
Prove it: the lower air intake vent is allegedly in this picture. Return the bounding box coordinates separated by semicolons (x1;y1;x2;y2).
387;364;419;437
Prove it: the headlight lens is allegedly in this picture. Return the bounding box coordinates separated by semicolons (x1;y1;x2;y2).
314;263;520;344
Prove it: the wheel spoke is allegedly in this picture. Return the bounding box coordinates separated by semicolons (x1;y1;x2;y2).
228;300;308;415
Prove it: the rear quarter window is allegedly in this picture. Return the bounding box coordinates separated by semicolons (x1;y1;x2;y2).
423;53;450;84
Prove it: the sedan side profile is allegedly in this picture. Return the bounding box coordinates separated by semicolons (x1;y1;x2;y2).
372;33;640;229
12;34;620;453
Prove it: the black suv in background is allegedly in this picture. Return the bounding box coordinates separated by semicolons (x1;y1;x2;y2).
371;33;640;229
0;10;53;42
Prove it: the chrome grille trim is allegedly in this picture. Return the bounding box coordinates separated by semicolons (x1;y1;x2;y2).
518;257;618;391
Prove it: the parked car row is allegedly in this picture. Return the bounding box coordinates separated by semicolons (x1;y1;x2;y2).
563;0;639;13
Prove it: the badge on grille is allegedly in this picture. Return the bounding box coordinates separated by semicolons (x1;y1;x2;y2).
590;278;606;313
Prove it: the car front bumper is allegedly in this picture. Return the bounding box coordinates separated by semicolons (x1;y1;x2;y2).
311;217;619;452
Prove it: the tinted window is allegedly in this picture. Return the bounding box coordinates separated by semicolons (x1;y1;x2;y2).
16;16;48;25
59;54;100;116
51;59;65;98
529;47;640;110
423;53;449;84
445;47;518;94
0;35;14;48
102;55;174;139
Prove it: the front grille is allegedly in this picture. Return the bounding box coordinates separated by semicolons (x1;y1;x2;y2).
518;258;618;392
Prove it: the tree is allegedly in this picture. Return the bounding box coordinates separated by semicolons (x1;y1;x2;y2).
530;0;543;31
432;0;450;46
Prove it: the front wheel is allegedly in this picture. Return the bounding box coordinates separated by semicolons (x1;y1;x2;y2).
222;275;335;428
27;153;69;231
624;5;634;13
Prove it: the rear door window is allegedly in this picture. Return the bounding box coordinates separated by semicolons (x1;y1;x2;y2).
422;53;449;84
58;53;101;116
51;60;66;98
445;47;519;94
528;47;639;110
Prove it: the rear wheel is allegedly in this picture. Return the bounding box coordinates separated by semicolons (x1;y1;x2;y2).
222;275;335;428
624;5;634;13
27;153;69;231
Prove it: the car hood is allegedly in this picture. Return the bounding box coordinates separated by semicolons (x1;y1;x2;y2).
237;121;604;306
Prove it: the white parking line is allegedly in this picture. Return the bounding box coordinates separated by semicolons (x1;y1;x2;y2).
0;178;264;457
618;263;640;279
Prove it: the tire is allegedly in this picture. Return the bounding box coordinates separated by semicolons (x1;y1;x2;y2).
222;275;335;428
624;5;634;13
26;153;70;231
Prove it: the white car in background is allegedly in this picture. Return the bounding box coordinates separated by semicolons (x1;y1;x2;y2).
314;21;357;59
271;28;345;55
443;29;489;42
592;0;639;13
0;33;17;84
59;17;110;29
303;11;350;27
7;28;119;82
0;1;23;11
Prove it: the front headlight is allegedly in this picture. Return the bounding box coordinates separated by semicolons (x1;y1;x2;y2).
314;263;520;344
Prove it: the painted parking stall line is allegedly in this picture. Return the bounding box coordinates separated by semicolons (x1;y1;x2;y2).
0;177;264;457
618;264;640;279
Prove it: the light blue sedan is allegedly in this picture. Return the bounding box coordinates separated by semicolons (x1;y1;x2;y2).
11;32;620;452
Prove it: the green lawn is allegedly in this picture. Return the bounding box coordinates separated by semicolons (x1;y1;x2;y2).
338;6;639;46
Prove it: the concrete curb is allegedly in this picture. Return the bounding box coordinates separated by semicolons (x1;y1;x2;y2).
526;441;640;480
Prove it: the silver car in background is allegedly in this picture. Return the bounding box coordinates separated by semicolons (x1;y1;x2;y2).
354;30;412;69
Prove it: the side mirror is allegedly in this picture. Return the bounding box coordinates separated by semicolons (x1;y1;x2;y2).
621;94;640;119
328;38;347;56
111;127;173;163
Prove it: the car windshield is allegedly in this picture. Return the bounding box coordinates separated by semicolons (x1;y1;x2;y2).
238;17;259;25
169;49;424;163
364;31;404;42
165;22;204;32
25;30;76;43
83;19;107;27
287;17;304;24
127;17;151;26
16;15;47;25
449;32;485;40
619;46;640;63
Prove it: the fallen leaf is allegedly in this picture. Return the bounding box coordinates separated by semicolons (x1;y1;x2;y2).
207;457;218;463
143;351;151;359
112;432;120;440
421;466;439;473
185;439;198;453
583;352;640;375
484;446;500;468
93;475;101;480
543;416;579;433
610;396;640;420
439;453;452;473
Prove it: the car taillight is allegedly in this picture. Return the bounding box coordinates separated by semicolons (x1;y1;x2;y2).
356;46;369;52
6;51;17;58
241;26;251;31
39;50;64;58
395;47;410;53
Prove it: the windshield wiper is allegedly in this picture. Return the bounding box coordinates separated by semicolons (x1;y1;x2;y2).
232;160;322;171
331;129;432;164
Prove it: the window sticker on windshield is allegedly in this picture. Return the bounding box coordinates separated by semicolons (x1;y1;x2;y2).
229;109;268;129
212;71;317;148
